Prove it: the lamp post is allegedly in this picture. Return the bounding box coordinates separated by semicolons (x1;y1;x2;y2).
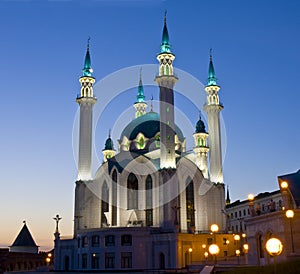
266;238;283;274
248;194;255;216
225;240;229;260
286;209;295;254
235;249;240;264
202;244;207;262
234;234;240;249
188;248;193;264
243;243;249;265
209;244;220;265
210;224;219;243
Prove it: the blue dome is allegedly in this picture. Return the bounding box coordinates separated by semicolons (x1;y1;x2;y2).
120;112;184;141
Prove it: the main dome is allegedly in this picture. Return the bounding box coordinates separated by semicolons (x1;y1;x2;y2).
120;111;184;141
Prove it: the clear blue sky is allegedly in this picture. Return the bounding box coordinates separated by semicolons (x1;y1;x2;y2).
0;0;299;250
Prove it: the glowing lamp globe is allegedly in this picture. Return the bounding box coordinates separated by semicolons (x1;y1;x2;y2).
286;210;294;219
210;224;219;233
248;194;254;201
266;238;283;256
281;181;288;189
208;244;220;256
234;234;240;241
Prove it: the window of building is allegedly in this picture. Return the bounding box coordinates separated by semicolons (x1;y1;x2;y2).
248;208;250;215
105;235;115;246
82;254;87;269
82;236;88;248
91;253;99;269
101;181;109;227
112;170;118;226
239;210;241;217
186;178;195;230
235;212;237;218
121;234;132;246
146;175;153;226
121;252;132;268
127;173;138;210
243;209;246;216
207;238;213;245
105;253;115;269
92;235;99;247
231;213;233;219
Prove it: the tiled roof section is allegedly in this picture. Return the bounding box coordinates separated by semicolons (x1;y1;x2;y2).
278;169;300;207
11;223;38;247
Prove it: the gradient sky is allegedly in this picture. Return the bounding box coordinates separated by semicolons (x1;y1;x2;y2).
0;0;299;251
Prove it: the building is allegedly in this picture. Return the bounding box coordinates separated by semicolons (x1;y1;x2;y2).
0;222;48;273
54;15;227;271
226;190;283;234
231;169;300;265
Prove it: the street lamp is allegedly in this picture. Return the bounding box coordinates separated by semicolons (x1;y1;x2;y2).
248;194;255;216
225;240;230;260
235;249;240;264
286;209;295;254
187;248;193;264
209;244;220;265
210;224;219;243
266;238;283;274
243;243;249;264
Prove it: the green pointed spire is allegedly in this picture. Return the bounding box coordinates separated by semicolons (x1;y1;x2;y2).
136;68;145;103
160;11;171;53
104;129;114;151
195;111;207;133
207;49;217;86
82;37;93;77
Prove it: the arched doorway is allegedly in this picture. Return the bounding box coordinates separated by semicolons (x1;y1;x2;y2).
159;252;165;269
64;256;69;271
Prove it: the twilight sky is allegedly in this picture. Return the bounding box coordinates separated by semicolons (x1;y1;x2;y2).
0;0;299;251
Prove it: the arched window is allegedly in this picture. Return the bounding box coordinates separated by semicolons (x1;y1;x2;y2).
186;178;195;231
112;170;117;226
145;175;153;226
101;181;109;226
127;173;138;210
257;233;264;259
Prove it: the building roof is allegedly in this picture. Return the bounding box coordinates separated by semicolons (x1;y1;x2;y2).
278;169;300;207
120;111;184;142
11;222;38;247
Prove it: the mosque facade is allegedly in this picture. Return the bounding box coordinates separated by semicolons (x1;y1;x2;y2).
54;16;226;271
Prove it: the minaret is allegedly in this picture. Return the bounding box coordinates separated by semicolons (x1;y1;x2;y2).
204;50;224;184
134;68;147;118
76;39;97;180
155;13;178;169
193;113;209;178
102;130;115;162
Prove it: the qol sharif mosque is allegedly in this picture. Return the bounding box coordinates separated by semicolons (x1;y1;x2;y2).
54;16;226;271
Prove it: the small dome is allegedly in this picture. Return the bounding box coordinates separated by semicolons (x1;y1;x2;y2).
104;137;114;151
195;118;207;134
120;112;184;141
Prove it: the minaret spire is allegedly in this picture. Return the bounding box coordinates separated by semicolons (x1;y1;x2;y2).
134;67;147;118
102;129;115;162
207;48;217;86
204;49;224;184
160;11;171;53
82;37;93;77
